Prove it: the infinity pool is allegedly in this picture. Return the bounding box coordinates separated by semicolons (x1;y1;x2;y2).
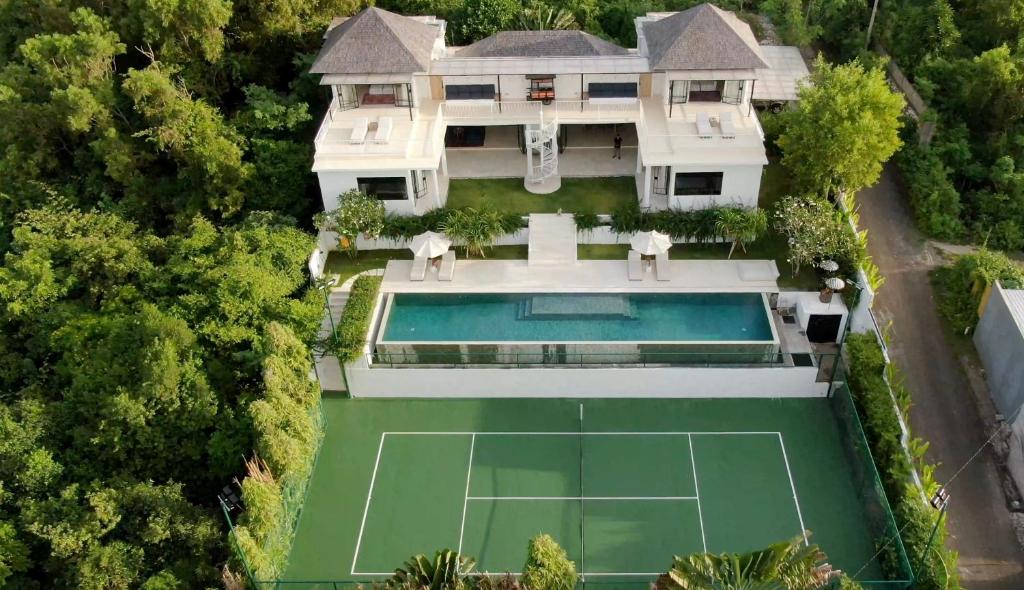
380;292;774;342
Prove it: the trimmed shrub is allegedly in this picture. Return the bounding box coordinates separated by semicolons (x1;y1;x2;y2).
844;333;960;590
521;534;577;590
336;275;382;362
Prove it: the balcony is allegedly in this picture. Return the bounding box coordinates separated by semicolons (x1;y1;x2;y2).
440;98;643;125
312;98;445;171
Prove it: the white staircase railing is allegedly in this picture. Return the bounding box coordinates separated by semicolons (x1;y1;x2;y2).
525;116;558;183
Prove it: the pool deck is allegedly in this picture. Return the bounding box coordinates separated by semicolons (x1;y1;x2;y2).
382;259;781;293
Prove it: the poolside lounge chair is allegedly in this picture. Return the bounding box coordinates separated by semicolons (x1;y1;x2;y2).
371;116;393;144
628;249;643;281
438;251;455;281
410;256;428;281
719;112;736;138
654;252;672;281
347;117;369;144
696;112;713;138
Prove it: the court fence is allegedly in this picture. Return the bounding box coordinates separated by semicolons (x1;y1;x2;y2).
368;350;839;370
827;356;914;590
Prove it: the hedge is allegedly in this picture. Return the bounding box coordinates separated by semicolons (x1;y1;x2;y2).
933;249;1024;334
381;207;523;240
844;333;960;590
895;139;965;241
335;275;382;362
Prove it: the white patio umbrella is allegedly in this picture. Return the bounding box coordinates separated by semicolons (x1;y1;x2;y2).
818;259;840;272
825;277;846;291
409;231;452;258
629;231;673;256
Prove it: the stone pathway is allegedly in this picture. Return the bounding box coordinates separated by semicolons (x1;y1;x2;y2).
314;269;386;394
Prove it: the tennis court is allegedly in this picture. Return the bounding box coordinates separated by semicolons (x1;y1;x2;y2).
283;397;905;587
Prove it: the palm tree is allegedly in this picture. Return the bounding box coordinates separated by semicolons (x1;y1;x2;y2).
391;549;477;590
440;207;508;258
716;208;768;259
518;4;577;31
656;534;838;590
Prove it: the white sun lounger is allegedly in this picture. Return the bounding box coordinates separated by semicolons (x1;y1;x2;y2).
410;256;428;281
438;251;455;281
696;112;713;138
347;117;369;144
719;111;736;138
655;252;672;281
627;249;643;281
371;116;393;144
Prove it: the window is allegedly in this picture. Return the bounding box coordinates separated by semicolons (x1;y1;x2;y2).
669;80;688;104
588;82;638;98
445;84;496;100
357;177;407;200
674;172;724;196
722;80;746;105
687;80;723;102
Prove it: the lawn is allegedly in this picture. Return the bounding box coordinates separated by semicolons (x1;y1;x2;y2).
446;177;637;215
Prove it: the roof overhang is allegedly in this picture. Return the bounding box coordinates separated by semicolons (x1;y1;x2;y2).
320;73;416;85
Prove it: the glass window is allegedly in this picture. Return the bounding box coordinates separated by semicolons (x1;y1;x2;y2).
687;80;723;102
588;82;638;98
722;80;746;105
445;84;496;100
674;172;724;196
669;80;689;104
357;176;407;200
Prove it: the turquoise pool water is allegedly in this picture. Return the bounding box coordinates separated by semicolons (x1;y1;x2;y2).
380;292;774;342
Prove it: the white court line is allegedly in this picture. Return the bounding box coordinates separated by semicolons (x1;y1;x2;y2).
457;434;477;556
466;496;698;501
688;434;708;553
351;432;387;575
384;431;782;436
776;432;809;545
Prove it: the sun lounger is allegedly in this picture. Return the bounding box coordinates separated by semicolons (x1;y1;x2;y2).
438;251;455;281
410;256;428;281
628;249;643;281
371;116;393;144
719;111;736;138
655;252;672;281
347;117;368;144
696;112;712;138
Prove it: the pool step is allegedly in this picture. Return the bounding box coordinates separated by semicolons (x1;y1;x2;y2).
518;295;636;320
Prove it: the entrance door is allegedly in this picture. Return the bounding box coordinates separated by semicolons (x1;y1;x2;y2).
653;166;670;195
806;314;842;343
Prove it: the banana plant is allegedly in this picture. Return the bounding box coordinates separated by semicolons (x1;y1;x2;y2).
391;549;477;590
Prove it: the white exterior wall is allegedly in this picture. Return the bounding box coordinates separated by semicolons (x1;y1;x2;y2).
668;164;763;210
345;363;828;398
317;170;418;215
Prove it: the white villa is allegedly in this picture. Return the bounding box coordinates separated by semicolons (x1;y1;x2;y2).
309;3;777;216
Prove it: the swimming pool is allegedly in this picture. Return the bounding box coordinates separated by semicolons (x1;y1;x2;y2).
373;292;779;366
381;292;774;342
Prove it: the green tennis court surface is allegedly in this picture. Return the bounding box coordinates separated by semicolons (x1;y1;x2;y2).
284;398;893;585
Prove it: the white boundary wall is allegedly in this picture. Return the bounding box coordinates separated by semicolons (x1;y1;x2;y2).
344;363;829;398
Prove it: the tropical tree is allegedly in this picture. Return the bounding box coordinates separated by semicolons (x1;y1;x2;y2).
716;208;768;258
773;195;858;276
519;2;578;30
657;534;838;590
392;550;477;590
777;56;905;198
522;534;578;590
315;190;386;256
441;207;512;258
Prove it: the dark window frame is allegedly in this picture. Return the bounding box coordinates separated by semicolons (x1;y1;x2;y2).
588;82;638;99
444;84;496;100
674;172;724;196
357;176;408;201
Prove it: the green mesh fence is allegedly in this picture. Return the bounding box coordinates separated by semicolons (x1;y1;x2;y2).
828;361;914;590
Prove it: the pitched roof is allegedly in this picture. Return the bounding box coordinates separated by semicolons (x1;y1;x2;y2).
310;7;439;75
643;4;768;71
457;30;628;58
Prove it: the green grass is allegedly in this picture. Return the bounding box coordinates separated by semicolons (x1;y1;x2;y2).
446;177;637;215
284;398;886;583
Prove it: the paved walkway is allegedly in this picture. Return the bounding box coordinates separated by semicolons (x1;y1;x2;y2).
857;163;1024;588
314;269;386;394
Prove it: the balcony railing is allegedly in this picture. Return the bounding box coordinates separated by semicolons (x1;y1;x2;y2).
441;99;641;122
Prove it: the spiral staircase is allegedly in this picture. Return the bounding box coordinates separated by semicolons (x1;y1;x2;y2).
524;114;561;194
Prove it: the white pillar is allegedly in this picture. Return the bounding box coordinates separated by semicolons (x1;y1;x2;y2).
405;172;416;214
431;169;441;209
642;166;652;208
440;150;448;176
